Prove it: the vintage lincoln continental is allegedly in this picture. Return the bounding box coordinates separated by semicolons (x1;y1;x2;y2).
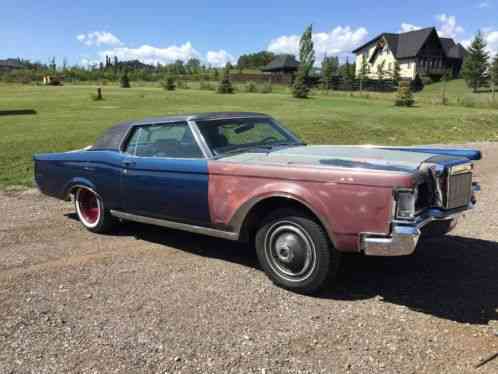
34;112;481;294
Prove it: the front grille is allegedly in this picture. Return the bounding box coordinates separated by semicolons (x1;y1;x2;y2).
445;172;472;209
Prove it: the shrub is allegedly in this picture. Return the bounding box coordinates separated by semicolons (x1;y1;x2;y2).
161;76;176;91
176;80;189;89
395;80;415;107
292;67;310;98
260;81;272;94
217;68;234;94
420;75;433;86
244;81;258;93
120;71;131;88
199;80;215;90
411;74;424;92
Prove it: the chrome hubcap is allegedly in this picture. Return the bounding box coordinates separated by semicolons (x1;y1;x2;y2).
264;222;317;282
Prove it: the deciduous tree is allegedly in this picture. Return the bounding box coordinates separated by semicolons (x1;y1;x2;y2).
293;24;315;98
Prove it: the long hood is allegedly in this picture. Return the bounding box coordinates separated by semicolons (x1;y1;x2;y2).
220;145;479;173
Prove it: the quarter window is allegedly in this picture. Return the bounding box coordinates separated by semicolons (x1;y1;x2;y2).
124;122;204;158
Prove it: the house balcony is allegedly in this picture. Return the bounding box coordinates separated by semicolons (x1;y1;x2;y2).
416;66;448;76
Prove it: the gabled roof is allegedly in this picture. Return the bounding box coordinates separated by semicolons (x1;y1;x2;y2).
440;37;456;55
261;54;299;72
395;27;435;58
352;27;463;60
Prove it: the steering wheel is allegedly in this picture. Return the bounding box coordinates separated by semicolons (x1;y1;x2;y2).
260;136;279;144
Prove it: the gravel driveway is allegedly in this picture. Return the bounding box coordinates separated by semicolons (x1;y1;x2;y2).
1;143;497;374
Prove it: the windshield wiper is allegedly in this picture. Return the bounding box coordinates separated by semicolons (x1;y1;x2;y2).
217;145;273;157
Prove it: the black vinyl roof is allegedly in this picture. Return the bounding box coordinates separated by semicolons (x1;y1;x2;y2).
352;27;465;60
91;112;270;151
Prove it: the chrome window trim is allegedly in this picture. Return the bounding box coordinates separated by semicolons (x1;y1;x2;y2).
187;118;214;158
119;120;208;160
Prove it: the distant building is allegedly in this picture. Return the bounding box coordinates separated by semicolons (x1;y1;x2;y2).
352;27;466;80
0;58;24;71
260;54;300;74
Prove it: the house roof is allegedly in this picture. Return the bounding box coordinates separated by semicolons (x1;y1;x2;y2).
261;54;299;72
0;58;24;69
352;27;464;60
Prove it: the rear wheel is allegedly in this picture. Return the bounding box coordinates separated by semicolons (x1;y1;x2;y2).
255;208;340;294
74;187;115;233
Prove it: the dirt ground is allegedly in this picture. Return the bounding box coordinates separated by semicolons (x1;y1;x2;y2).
1;143;497;374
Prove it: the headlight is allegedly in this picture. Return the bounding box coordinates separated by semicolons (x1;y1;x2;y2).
395;188;418;220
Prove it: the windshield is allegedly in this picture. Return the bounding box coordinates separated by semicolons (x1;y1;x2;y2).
196;117;303;156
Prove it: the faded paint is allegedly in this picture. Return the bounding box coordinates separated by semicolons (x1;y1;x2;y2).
208;161;416;252
219;145;435;173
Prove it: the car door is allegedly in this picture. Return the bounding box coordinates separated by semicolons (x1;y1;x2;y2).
120;122;211;225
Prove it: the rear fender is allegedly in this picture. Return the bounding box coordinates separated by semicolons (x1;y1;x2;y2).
62;177;97;201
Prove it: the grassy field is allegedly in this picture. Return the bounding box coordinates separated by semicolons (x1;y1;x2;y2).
1;83;498;187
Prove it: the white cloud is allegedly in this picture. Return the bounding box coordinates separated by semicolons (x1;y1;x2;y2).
484;30;498;56
267;26;369;62
459;29;498;57
478;2;490;8
79;58;101;68
400;23;421;33
206;50;235;67
77;31;122;47
436;14;465;39
99;42;201;65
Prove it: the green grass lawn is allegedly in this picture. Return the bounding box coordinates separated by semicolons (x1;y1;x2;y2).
1;83;497;187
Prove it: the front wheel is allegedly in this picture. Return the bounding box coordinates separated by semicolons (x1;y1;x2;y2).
255;209;340;294
74;187;116;233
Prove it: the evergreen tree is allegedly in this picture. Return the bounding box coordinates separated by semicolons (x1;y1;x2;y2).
217;67;234;94
293;24;315;98
161;75;176;91
461;31;490;92
358;55;369;91
292;66;310;98
393;61;401;83
490;53;498;100
120;69;131;88
395;80;415;107
321;55;335;90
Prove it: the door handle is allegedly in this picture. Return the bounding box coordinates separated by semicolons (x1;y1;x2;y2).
123;160;136;167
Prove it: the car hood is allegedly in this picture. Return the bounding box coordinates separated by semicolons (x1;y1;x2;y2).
219;145;479;173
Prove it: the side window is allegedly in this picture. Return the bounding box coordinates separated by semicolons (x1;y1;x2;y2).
124;122;204;158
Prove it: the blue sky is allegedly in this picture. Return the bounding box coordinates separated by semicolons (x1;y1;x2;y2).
2;0;497;67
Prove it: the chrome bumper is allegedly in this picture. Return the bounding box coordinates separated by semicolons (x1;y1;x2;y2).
361;204;474;257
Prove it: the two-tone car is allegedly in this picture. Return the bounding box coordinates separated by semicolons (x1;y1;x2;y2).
34;112;481;294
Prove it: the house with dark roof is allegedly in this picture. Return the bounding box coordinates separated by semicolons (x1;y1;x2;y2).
0;58;24;71
352;27;466;80
260;54;299;74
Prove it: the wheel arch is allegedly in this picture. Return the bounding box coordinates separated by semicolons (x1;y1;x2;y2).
234;194;337;248
63;178;98;201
